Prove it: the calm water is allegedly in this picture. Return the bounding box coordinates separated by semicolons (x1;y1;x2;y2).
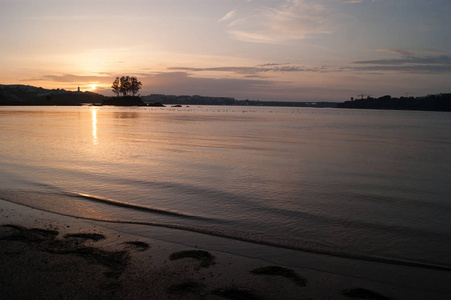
1;106;450;270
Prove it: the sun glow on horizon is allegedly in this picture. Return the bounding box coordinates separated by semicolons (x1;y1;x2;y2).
91;84;97;91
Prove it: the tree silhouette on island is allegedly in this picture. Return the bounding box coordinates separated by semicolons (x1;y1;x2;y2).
111;76;142;97
102;76;156;106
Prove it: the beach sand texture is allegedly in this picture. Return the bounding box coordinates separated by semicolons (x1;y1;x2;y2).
1;200;450;300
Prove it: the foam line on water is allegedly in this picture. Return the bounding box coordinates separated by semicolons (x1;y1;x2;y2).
70;192;216;222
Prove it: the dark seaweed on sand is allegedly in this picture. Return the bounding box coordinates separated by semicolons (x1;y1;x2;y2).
0;224;58;242
1;225;129;278
342;288;391;299
64;233;106;242
169;250;215;267
251;265;307;287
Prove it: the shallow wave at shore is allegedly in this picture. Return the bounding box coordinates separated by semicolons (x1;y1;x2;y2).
1;189;450;273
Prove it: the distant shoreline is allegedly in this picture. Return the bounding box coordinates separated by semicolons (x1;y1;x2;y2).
0;84;337;108
1;84;450;111
337;93;451;112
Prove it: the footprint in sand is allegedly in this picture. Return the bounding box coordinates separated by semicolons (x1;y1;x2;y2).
169;250;216;268
122;241;150;251
250;265;307;287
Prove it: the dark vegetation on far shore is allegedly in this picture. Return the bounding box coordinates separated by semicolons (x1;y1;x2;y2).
338;93;451;111
0;85;155;107
0;85;107;106
1;84;450;111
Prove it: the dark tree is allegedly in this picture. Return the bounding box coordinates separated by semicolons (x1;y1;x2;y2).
130;77;142;96
119;76;131;96
111;77;120;96
111;76;142;97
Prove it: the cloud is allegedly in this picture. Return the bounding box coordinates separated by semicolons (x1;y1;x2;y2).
136;71;350;101
375;49;416;58
353;55;451;66
137;71;284;99
352;65;451;73
258;63;290;67
219;10;236;22
343;0;380;3
221;0;331;43
27;74;112;83
351;49;451;73
343;0;383;4
168;63;336;75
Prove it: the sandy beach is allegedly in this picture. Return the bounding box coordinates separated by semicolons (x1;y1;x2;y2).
1;199;450;300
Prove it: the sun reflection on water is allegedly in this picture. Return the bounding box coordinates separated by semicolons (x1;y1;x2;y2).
91;108;98;145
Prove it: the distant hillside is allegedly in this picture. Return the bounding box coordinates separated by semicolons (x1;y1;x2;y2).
0;84;105;105
337;94;451;112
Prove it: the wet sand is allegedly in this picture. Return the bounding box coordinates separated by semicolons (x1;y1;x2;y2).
1;200;450;300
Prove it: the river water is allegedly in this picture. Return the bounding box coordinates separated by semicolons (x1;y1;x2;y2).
1;105;450;270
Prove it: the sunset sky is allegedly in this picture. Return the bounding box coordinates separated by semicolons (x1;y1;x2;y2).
1;0;450;102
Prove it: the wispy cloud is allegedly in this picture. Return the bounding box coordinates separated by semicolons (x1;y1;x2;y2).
343;0;380;3
353;56;451;66
352;49;451;73
219;10;236;22
136;71;350;101
167;50;451;76
375;49;416;58
139;71;282;99
375;48;447;58
352;65;451;73
169;63;336;75
220;0;331;43
25;74;112;83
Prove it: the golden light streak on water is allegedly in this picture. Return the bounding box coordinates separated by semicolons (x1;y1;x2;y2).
91;108;98;145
